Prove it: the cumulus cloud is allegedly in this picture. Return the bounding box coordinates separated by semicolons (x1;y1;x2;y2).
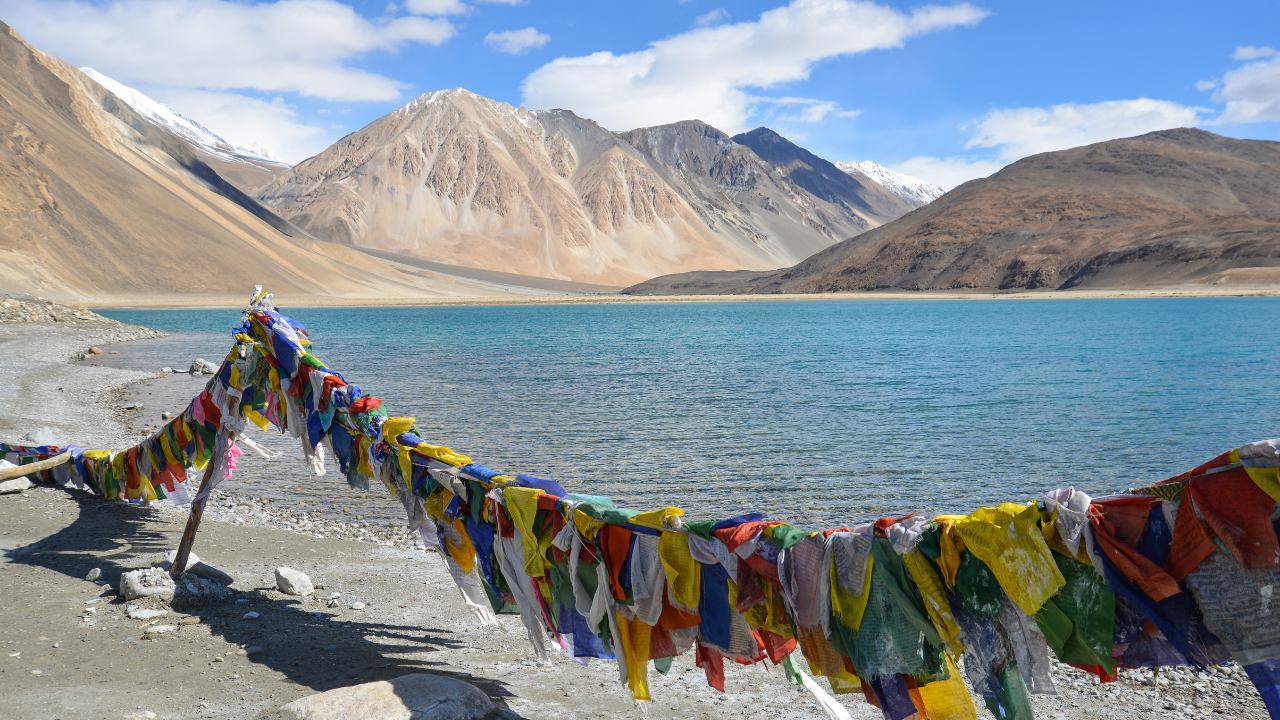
1212;52;1280;124
893;97;1208;190
521;0;988;132
484;27;551;54
890;156;1004;191
695;8;730;27
966;98;1208;161
1233;46;1277;61
150;89;331;164
3;0;454;102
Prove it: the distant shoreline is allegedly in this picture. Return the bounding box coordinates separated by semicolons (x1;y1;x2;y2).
84;284;1280;310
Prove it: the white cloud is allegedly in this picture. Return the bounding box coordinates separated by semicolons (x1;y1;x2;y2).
1233;45;1277;61
484;27;550;54
521;0;988;132
891;97;1207;191
695;8;730;27
147;88;331;164
1212;53;1280;124
404;0;468;13
477;0;524;3
890;156;1004;191
966;98;1208;161
1195;79;1219;91
763;96;860;122
3;0;455;102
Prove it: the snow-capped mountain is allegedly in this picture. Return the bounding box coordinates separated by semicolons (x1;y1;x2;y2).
836;160;944;206
79;68;285;165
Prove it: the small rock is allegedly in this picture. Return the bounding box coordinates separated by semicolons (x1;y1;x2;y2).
277;674;495;720
22;426;56;445
122;402;141;410
120;568;175;602
143;625;175;637
178;616;200;625
275;567;315;596
244;646;264;655
0;478;33;495
128;608;169;620
328;592;341;600
160;367;173;374
327;599;339;608
242;611;260;620
30;669;42;676
350;602;365;610
52;643;59;648
85;568;101;582
160;411;173;420
213;656;224;662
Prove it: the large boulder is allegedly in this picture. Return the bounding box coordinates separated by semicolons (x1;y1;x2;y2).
276;674;495;720
275;567;314;596
120;568;175;602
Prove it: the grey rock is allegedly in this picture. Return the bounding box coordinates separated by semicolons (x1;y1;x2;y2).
122;402;141;410
143;624;175;637
160;367;173;374
243;611;260;620
128;608;169;620
154;549;201;573
85;568;101;581
275;567;314;596
22;426;56;445
120;568;175;602
276;674;495;720
0;477;33;494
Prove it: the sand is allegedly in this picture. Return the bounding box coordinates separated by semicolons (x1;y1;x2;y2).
0;319;1269;720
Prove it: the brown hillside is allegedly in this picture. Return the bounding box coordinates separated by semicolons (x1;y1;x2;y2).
624;129;1280;295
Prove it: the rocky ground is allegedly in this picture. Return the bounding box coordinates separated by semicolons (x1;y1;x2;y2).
0;321;1272;720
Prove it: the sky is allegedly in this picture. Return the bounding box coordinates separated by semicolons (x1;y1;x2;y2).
3;0;1277;188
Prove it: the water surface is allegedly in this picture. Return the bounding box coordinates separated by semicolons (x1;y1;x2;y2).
101;298;1280;528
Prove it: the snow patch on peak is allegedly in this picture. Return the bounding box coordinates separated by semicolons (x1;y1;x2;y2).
837;160;944;207
79;67;285;166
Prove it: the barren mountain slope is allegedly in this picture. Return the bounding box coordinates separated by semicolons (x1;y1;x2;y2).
258;91;913;285
617;120;873;258
624;129;1280;294
0;22;509;304
730;127;919;217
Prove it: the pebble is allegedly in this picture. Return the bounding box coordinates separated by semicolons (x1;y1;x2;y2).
85;568;101;581
178;617;200;626
351;602;365;610
242;611;260;620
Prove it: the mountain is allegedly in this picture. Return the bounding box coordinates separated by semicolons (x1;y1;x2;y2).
78;67;289;194
731;128;919;217
622;129;1280;295
836;160;944;206
0;22;578;304
257;89;916;286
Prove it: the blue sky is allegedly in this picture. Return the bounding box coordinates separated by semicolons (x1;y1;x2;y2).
3;0;1278;188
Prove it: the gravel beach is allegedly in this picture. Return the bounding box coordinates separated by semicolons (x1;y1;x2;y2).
0;308;1271;720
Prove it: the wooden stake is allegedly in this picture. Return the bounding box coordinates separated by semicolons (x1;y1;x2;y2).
0;451;71;482
171;445;219;578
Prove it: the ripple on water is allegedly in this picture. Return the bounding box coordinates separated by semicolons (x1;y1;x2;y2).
101;297;1280;529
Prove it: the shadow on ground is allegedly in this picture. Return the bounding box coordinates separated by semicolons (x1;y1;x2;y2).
5;489;527;719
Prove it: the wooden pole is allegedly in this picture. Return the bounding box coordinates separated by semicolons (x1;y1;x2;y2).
171;440;220;577
0;451;72;482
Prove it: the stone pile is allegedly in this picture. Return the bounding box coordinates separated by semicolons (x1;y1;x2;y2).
1;296;125;326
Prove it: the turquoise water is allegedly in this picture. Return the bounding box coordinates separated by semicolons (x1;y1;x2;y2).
100;298;1280;527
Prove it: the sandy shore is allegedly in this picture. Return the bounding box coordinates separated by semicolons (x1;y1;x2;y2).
0;318;1270;720
23;283;1279;310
